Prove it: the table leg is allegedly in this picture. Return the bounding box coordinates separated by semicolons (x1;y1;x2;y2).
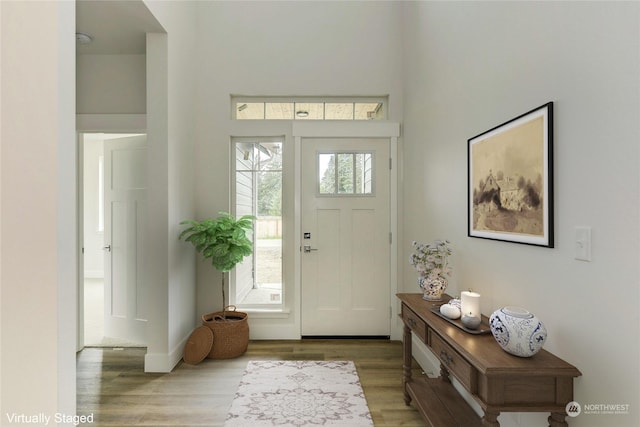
482;410;500;427
402;324;412;406
548;412;568;427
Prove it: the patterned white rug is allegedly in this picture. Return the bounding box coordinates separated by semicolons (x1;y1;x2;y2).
224;360;374;427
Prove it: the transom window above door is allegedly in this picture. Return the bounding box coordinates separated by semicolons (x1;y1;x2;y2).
232;96;387;120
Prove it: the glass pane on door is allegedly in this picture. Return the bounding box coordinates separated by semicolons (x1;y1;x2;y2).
317;151;374;196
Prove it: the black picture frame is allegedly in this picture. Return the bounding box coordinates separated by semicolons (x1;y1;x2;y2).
468;102;553;247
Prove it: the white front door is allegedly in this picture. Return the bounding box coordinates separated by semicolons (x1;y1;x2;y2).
301;138;390;336
103;135;147;344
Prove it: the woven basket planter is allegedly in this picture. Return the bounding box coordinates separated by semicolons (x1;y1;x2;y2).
201;306;249;359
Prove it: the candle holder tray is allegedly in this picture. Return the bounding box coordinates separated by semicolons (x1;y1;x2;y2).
430;304;492;335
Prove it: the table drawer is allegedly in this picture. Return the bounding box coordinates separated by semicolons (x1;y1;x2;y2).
430;331;477;393
402;304;427;341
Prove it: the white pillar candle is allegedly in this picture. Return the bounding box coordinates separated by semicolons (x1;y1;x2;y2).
461;290;481;318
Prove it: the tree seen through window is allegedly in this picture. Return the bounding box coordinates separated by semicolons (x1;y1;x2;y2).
319;152;373;195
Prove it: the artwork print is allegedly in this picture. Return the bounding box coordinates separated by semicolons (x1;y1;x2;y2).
468;103;553;247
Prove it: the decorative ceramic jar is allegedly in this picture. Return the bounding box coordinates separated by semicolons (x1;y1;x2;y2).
489;306;547;357
418;273;448;301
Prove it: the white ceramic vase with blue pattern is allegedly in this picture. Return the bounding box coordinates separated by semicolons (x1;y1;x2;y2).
418;273;447;301
489;306;547;357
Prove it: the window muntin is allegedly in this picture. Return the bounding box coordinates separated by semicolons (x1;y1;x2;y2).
232;97;387;120
318;151;374;196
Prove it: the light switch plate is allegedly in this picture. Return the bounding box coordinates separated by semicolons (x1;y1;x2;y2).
574;226;591;261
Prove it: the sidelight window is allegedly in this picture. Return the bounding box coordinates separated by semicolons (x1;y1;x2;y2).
232;138;283;308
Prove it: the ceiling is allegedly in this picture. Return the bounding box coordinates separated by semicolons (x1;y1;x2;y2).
76;0;165;55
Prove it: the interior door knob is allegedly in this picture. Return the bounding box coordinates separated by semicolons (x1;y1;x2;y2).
103;245;111;252
303;245;318;253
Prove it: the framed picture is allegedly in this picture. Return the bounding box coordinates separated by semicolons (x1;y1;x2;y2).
468;102;553;247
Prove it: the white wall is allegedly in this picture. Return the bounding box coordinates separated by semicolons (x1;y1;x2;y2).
401;2;639;426
77;54;146;114
193;0;404;336
75;0;198;373
142;0;198;372
0;0;77;422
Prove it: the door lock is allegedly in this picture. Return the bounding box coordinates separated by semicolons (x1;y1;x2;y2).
303;245;318;253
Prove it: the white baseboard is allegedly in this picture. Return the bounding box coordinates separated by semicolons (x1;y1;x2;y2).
144;333;189;373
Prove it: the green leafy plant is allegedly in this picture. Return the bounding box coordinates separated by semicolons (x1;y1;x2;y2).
179;212;256;316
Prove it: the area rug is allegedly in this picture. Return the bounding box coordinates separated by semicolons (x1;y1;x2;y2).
224;360;373;427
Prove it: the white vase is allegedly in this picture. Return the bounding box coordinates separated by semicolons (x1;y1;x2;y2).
489;306;547;357
418;273;448;301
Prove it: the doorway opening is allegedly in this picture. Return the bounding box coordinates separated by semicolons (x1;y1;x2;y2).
80;132;146;348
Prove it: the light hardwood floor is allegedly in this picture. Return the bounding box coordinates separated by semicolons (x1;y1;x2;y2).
77;339;427;426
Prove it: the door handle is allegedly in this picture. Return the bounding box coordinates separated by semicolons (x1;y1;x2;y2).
303;245;318;253
103;245;111;252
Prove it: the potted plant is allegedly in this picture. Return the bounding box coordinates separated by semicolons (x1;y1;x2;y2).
179;212;256;359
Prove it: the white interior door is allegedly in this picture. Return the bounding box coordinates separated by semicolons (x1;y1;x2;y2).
301;138;390;336
104;135;147;344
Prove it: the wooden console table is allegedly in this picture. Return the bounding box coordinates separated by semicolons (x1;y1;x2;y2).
398;293;581;427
